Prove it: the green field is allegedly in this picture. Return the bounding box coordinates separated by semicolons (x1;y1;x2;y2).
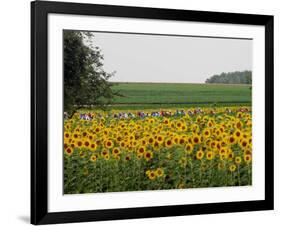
109;82;251;110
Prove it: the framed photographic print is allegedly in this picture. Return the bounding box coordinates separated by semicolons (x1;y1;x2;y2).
31;0;274;224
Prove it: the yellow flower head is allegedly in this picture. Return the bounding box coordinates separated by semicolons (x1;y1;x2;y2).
146;170;157;180
64;147;74;156
144;150;153;161
229;164;237;172
206;151;214;160
196;150;204;160
104;139;114;149
235;156;242;165
90;154;98;162
165;138;173;148
185;143;193;154
244;154;252;164
156;168;164;177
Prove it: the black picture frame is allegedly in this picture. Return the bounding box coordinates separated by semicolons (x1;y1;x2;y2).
31;0;274;224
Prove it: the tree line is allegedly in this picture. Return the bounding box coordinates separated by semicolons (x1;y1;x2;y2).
205;70;252;84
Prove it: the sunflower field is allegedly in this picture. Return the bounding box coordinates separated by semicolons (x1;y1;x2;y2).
64;107;252;194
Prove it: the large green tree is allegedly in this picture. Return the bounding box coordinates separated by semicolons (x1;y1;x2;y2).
64;31;116;117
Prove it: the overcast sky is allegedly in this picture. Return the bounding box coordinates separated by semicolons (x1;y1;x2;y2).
89;32;252;83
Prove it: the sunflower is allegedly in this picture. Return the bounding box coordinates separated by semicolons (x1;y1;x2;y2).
79;150;86;158
125;155;131;161
131;140;138;148
239;139;248;149
196;150;204;160
178;136;186;146
149;118;155;124
216;142;221;151
235;156;242;165
113;154;121;160
137;146;146;155
89;142;97;152
120;141;126;148
115;134;122;142
246;120;252;127
206;151;214;160
82;131;88;137
147;136;154;145
235;120;243;130
234;130;243;140
163;118;170;125
219;153;227;161
244;154;252;164
155;168;164;177
210;140;217;149
72;132;79;139
104;140;114;149
221;139;227;147
82;139;91;149
203;128;211;138
191;124;199;133
88;134;94;140
103;154;110;160
219;148;227;156
219;126;225;133
75;139;83;149
185;143;193;155
90;154;98;162
95;126;101;133
236;112;243;118
101;150;109;157
228;135;236;145
229;164;237;172
64;147;73;156
112;147;121;156
64;131;71;139
147;171;156;180
207;120;214;127
128;135;135;141
156;135;164;144
176;121;183;130
173;136;180;145
141;139;147;146
181;125;187;131
144;150;153;161
192;134;201;145
215;129;222;138
164;138;173;148
136;154;143;160
153;141;160;150
227;149;234;160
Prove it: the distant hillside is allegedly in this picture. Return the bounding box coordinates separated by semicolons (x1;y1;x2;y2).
205;70;252;84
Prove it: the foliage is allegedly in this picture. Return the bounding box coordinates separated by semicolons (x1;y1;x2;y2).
205;71;252;84
63;107;252;193
64;30;117;117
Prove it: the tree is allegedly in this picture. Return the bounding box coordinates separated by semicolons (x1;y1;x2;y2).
205;70;252;84
64;31;117;117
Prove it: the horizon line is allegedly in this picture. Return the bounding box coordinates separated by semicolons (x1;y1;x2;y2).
109;81;252;86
